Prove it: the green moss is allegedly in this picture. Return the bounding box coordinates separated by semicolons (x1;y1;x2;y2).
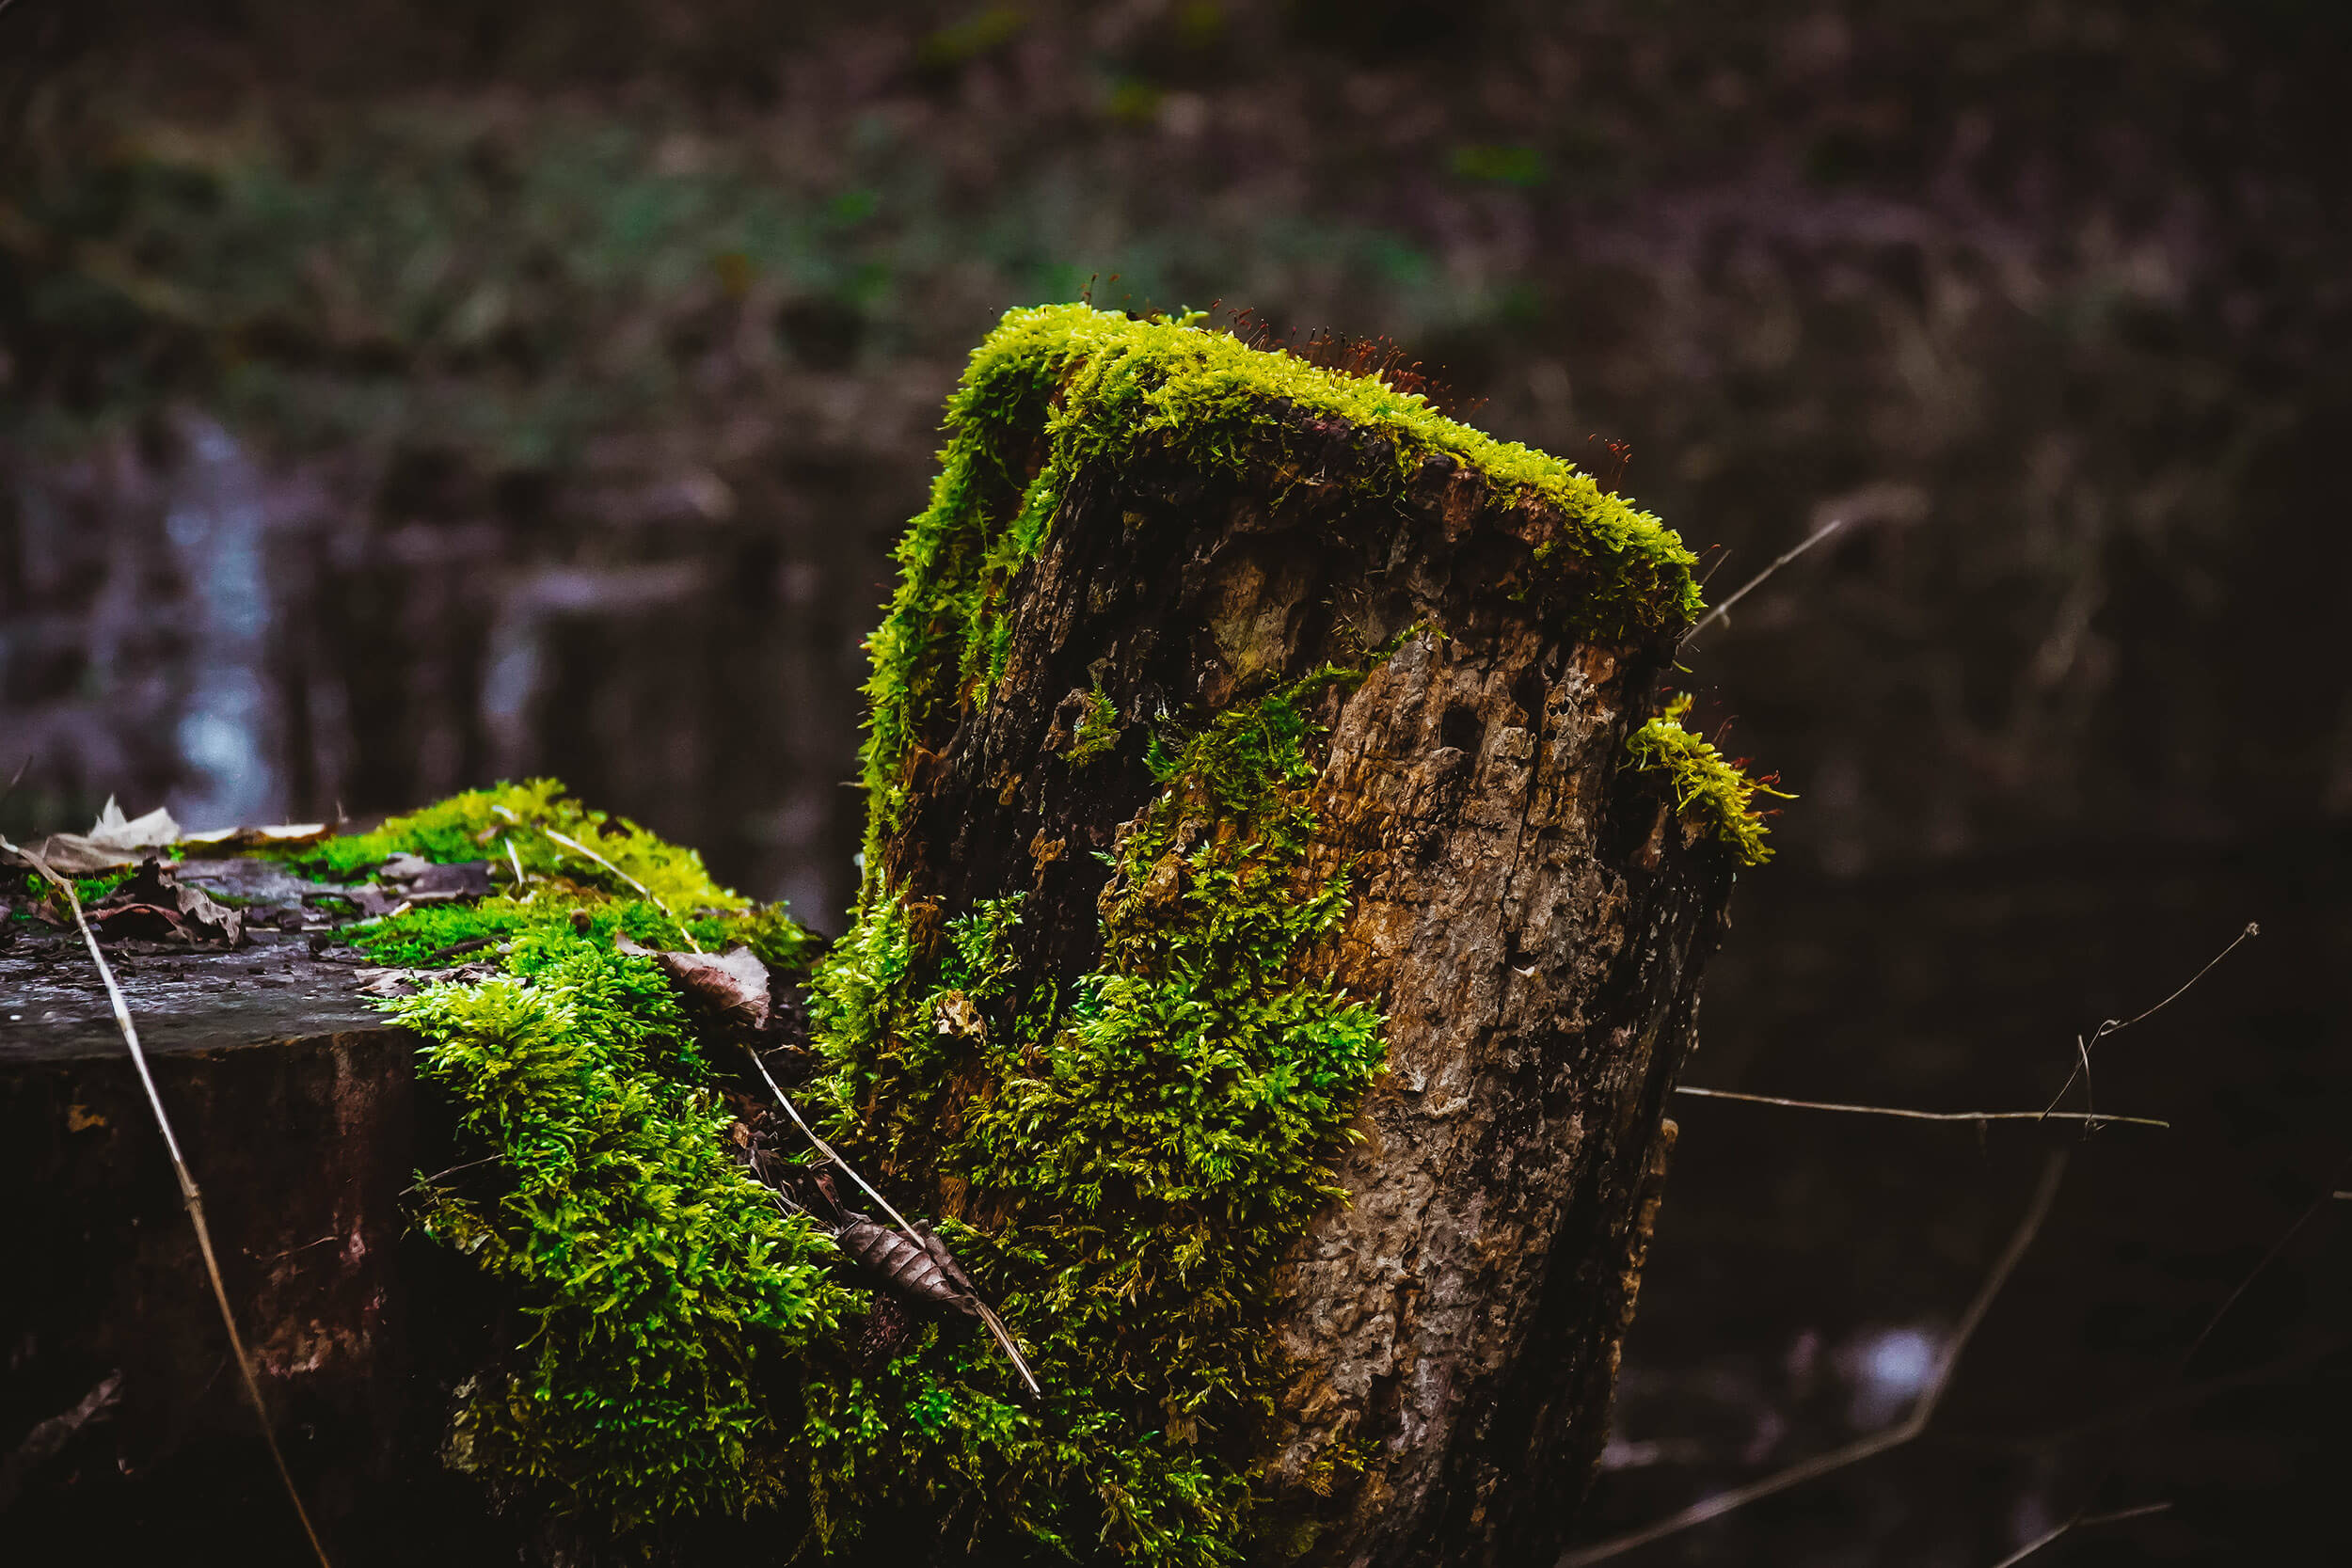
399;930;849;1535
856;302;1702;870
18;866;140;907
1624;694;1792;866
1065;687;1123;768
277;782;844;1540
797;664;1388;1563
283;778;748;919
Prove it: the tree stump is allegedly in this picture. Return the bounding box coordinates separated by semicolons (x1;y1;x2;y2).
0;928;501;1564
3;309;1748;1568
834;307;1738;1565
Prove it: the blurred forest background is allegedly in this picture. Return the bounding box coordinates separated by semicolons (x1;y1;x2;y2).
3;2;2345;1562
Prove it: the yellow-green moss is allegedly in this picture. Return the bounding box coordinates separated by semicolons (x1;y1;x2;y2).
1065;687;1123;768
800;664;1387;1563
856;302;1702;872
1624;695;1792;866
286;779;751;921
295;783;846;1538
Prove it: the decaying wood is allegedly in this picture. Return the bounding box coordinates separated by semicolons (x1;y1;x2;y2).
873;412;1736;1564
0;930;502;1561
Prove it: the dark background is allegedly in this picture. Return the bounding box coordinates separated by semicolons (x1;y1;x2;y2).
3;3;2346;1562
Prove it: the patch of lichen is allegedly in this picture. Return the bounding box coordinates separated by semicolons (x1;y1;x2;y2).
856;302;1701;870
794;665;1388;1563
287;784;848;1541
1625;694;1792;866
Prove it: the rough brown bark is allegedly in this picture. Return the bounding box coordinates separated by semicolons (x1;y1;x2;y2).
875;414;1734;1564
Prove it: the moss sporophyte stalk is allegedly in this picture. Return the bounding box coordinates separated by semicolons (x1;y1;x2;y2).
316;308;1775;1560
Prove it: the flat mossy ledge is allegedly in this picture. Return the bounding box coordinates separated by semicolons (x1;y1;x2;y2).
857;302;1706;875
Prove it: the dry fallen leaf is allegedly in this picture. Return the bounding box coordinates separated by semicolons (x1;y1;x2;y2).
180;822;332;850
2;796;185;876
87;857;245;947
627;940;771;1031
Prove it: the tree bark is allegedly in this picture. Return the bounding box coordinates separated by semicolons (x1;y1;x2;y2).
873;408;1733;1564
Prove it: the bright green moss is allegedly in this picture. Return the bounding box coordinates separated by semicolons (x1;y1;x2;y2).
284;778;748;918
857;303;1702;869
285;782;846;1541
798;665;1388;1563
1624;695;1792;866
1065;687;1122;768
401;935;849;1535
17;866;140;907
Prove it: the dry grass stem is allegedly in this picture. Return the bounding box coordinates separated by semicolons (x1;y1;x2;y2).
739;1044;922;1245
1556;1153;2067;1567
1678;515;1848;648
541;826;701;951
5;838;334;1567
1985;1501;2174;1568
1676;1085;2167;1130
2041;921;2257;1120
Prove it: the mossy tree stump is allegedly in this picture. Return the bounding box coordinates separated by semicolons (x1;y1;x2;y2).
818;307;1742;1565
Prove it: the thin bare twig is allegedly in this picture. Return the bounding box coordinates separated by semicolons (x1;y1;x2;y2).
1676;1085;2167;1130
5;838;333;1567
541;826;701;952
2014;1148;2352;1557
0;753;30;815
1558;1153;2067;1566
2042;922;2257;1120
739;1045;921;1243
2178;1153;2350;1374
2002;1337;2348;1453
1678;515;1848;648
1986;1501;2173;1568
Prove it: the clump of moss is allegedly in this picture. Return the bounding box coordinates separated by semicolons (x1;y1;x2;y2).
1624;694;1792;866
795;665;1387;1563
284;778;749;920
857;302;1701;865
289;782;848;1538
401;939;846;1534
1065;687;1123;768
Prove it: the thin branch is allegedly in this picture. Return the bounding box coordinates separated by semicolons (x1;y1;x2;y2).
2001;1337;2348;1453
541;827;701;952
1675;1085;2167;1130
1558;1153;2067;1566
2042;922;2257;1119
1986;1501;2173;1568
740;1047;916;1240
6;837;333;1568
0;752;29;815
2178;1153;2350;1374
2016;1148;2352;1551
1678;515;1848;648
